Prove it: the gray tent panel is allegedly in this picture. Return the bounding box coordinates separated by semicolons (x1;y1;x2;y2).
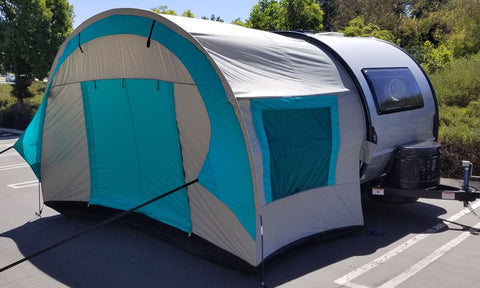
42;83;90;202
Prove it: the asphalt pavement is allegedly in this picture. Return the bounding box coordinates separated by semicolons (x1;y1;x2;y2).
1;134;480;288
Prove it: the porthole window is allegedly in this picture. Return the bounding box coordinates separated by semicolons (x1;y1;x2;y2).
362;67;424;114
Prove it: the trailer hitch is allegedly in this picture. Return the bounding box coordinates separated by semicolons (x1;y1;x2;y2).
462;160;474;207
363;160;480;205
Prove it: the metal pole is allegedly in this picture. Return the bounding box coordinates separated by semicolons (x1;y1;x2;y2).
462;161;472;207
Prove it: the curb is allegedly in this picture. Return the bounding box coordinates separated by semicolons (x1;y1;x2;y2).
0;127;24;135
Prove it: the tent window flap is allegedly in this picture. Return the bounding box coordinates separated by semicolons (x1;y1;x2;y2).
252;96;340;203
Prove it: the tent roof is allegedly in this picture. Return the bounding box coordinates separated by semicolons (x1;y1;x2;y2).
162;14;348;98
52;9;348;99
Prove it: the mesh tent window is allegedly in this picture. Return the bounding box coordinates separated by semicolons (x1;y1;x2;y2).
252;96;340;203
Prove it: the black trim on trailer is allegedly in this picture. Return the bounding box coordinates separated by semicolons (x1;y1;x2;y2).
362;184;480;203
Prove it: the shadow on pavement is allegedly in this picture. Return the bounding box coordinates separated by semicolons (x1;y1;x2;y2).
1;196;448;288
262;196;448;286
1;215;260;288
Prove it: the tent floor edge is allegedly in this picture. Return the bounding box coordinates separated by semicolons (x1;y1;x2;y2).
45;201;256;273
45;201;364;274
259;225;364;266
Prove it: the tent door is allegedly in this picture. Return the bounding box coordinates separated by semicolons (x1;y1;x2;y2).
81;78;191;232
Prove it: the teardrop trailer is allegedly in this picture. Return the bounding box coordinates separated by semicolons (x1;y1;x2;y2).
276;31;480;206
4;9;480;272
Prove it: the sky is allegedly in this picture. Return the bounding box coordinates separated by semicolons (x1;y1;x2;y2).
68;0;259;28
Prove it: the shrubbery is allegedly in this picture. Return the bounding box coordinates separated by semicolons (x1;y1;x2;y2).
0;82;44;130
431;52;480;107
432;52;480;177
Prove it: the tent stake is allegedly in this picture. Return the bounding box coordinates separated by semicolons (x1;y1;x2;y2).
260;214;267;287
0;178;199;273
35;182;43;217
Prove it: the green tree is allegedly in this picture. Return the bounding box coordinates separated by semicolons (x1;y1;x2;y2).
181;9;195;18
282;0;323;31
444;0;480;57
249;0;323;31
0;0;73;107
318;0;339;31
341;16;397;43
201;14;224;22
421;40;453;74
330;0;362;30
152;6;195;18
409;0;449;18
332;0;413;38
231;18;248;27
152;5;178;15
249;0;283;30
398;0;480;61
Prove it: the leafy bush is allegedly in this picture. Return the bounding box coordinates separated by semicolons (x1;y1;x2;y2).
438;102;480;177
341;16;397;44
430;52;480;177
420;41;453;74
0;81;45;130
430;52;480;107
0;85;15;107
439;103;480;147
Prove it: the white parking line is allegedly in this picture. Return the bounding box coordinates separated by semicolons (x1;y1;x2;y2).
339;281;370;288
379;221;480;288
334;200;480;287
0;152;18;158
0;142;16;148
0;163;29;171
7;180;39;189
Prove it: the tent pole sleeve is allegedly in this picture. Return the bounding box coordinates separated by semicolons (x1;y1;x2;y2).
0;178;199;273
78;33;84;53
146;20;156;48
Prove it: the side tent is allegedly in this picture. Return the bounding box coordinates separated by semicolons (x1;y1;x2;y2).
14;9;367;266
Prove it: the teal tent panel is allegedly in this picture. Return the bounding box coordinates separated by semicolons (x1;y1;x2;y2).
13;94;48;179
149;19;256;239
252;96;340;203
47;14;255;240
82;79;191;232
194;82;255;237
